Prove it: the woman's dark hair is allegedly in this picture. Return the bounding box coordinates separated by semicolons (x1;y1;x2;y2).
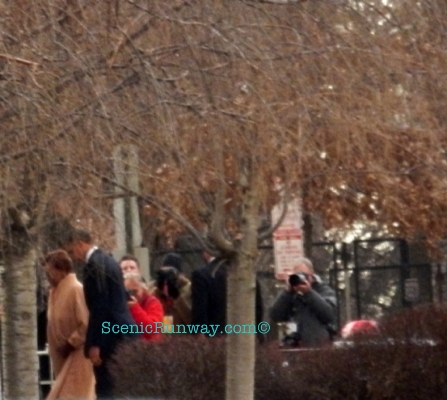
44;249;73;273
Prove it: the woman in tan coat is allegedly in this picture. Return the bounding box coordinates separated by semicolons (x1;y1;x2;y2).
44;249;95;400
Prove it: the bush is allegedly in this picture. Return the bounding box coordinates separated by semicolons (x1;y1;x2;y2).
110;336;225;400
110;304;447;400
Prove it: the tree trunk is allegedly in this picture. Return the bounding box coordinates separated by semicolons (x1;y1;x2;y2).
2;235;39;400
226;189;260;400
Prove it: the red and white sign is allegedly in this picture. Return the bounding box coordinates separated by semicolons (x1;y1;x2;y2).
271;198;304;280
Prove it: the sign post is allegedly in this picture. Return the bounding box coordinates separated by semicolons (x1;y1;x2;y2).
112;145;150;282
271;198;305;280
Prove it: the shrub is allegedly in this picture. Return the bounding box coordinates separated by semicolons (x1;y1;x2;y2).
110;304;447;400
110;336;226;400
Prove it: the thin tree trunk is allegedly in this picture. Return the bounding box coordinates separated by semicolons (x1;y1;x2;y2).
226;188;260;400
226;258;257;400
2;240;39;399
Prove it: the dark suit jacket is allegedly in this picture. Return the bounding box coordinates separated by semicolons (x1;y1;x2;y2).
191;258;264;336
83;249;136;359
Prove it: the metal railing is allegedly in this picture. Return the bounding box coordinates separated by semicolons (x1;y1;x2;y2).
38;345;54;398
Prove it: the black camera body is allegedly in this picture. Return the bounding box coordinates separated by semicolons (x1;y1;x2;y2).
156;267;180;299
288;273;308;287
156;267;179;285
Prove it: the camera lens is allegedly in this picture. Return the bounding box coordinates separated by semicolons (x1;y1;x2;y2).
288;274;300;286
289;273;308;286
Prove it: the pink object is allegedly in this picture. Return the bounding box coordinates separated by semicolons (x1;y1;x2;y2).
341;320;379;339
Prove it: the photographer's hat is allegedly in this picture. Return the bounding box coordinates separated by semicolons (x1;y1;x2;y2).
162;253;182;272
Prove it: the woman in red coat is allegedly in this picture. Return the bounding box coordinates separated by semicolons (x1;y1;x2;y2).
124;273;164;342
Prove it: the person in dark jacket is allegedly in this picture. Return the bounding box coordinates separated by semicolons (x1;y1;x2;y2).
191;252;264;341
270;257;337;348
63;229;137;399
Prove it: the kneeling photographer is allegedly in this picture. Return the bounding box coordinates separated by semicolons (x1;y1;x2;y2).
154;253;192;326
270;258;337;348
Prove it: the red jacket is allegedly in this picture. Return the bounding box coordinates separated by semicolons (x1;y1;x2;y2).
129;293;164;342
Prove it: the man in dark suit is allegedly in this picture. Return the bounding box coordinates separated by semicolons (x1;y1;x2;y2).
63;229;137;399
191;252;264;341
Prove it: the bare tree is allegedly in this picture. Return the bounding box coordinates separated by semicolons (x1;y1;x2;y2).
1;0;447;399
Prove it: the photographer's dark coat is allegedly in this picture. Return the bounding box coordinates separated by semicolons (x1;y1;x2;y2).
270;276;337;347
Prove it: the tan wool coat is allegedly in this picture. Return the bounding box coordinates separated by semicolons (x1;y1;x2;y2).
47;273;95;400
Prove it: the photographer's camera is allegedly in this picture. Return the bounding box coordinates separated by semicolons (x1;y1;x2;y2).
288;273;308;286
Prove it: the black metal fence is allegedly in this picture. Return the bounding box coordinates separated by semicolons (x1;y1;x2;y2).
153;237;434;331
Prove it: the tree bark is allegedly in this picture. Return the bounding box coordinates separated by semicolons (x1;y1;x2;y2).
2;234;39;400
226;188;260;400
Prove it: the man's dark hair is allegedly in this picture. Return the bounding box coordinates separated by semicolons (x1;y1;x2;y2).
44;249;73;273
119;254;139;266
64;229;93;245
